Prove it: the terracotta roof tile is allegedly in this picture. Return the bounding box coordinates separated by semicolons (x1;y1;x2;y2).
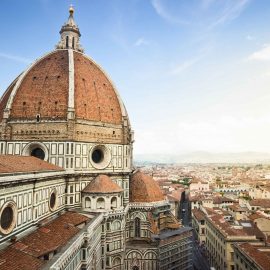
0;155;63;174
0;211;89;269
10;50;69;120
82;175;123;193
74;52;122;124
0;246;44;270
250;199;270;208
130;171;164;203
235;243;270;270
1;50;125;125
192;209;206;221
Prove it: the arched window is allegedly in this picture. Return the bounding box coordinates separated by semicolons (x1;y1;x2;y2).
31;148;45;160
72;37;75;49
97;198;105;209
66;36;69;48
85;197;91;208
134;217;141;238
132;267;139;270
111;197;117;209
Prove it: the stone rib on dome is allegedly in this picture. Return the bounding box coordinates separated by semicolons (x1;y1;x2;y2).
74;51;123;124
82;175;123;194
130;171;164;203
0;49;128;125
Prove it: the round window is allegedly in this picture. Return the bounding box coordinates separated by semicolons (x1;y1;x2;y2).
31;147;45;160
0;202;17;235
49;190;57;211
92;149;104;164
90;145;111;170
1;206;13;230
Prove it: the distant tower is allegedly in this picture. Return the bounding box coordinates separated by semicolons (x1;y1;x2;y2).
56;5;84;52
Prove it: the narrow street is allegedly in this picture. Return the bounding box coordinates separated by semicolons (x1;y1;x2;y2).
180;196;210;270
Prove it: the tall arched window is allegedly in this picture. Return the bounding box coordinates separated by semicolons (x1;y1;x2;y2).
85;197;91;208
111;197;117;209
66;36;69;48
97;198;105;209
72;37;75;49
134;217;141;238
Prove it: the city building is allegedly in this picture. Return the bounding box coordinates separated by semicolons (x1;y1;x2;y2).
233;243;270;270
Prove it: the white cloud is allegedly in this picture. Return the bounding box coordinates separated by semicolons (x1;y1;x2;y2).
134;115;270;155
248;45;270;61
151;0;189;25
134;38;149;47
0;53;32;64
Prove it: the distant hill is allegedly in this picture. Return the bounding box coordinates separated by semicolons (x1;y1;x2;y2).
134;152;270;164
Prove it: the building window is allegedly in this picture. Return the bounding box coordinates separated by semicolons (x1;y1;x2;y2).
85;197;91;208
49;192;56;210
92;149;104;163
66;36;69;48
31;147;45;160
72;37;75;49
0;202;17;234
111;197;117;209
1;207;13;230
97;198;105;209
134;217;141;238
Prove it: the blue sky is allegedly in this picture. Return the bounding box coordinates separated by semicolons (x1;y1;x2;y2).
1;0;270;155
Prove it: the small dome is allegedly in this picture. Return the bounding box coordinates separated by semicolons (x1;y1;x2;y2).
130;171;164;203
82;175;123;194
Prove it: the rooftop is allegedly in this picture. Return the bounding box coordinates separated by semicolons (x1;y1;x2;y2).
82;174;123;194
0;155;63;174
0;211;90;270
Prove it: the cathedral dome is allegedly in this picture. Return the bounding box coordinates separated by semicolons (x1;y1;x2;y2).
130;171;164;203
0;8;131;146
0;50;125;124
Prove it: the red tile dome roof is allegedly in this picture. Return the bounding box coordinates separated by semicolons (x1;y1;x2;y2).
0;49;126;125
82;175;123;194
130;171;164;203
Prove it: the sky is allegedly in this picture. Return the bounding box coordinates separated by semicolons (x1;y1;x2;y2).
1;0;270;155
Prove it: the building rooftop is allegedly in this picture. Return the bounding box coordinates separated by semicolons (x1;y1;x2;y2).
234;243;270;270
0;155;63;174
192;209;206;221
0;211;90;269
130;171;164;203
82;174;123;194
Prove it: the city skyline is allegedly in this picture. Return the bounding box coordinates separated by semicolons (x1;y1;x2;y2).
1;0;270;155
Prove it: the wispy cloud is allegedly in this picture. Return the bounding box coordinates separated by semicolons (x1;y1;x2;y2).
248;45;270;61
151;0;189;25
134;38;149;47
151;0;250;29
170;46;211;75
170;57;201;75
209;0;251;28
0;53;32;64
